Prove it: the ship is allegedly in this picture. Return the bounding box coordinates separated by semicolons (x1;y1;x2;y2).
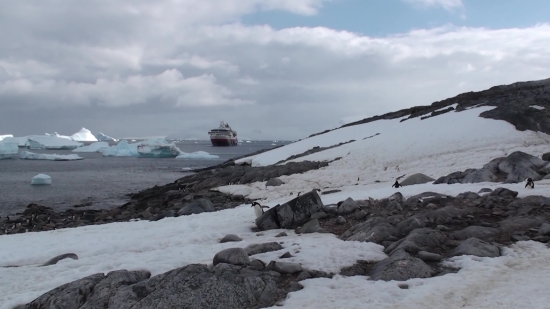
208;121;238;146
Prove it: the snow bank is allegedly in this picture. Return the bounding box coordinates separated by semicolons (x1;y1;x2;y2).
20;151;84;161
176;151;220;160
0;134;13;141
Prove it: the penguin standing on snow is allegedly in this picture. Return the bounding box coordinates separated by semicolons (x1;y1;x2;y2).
525;178;535;189
251;202;270;218
392;180;401;188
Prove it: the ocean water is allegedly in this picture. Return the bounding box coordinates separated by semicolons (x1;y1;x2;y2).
0;140;288;217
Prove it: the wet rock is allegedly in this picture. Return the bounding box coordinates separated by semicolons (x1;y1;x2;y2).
539;223;550;236
213;248;250;266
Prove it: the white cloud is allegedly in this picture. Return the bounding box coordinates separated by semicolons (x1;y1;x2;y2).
0;0;549;139
402;0;463;10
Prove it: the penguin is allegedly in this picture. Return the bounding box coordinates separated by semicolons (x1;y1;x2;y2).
251;202;270;218
525;178;535;189
392;180;401;188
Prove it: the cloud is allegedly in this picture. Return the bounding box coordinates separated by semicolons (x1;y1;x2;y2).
0;1;549;140
401;0;463;10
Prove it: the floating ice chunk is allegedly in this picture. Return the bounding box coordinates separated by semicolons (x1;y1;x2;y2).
100;140;139;157
530;105;545;110
176;151;220;160
0;139;18;159
0;134;13;141
20;151;84;161
31;174;52;185
137;138;182;158
4;136;29;147
72;142;109;153
28;136;83;150
70;128;99;142
94;132;118;142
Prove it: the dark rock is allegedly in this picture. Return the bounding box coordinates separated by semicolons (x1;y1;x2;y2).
490;188;519;198
539;223;550;236
310;212;328;220
274;190;324;229
41;253;78;266
542;152;550;161
265;178;284;187
177;199;215;216
296;271;312;281
279;252;294;259
370;249;434;281
417;251;442;262
450;238;500;257
245;242;284;256
275;232;288;237
273;262;303;274
400;173;434;186
247;259;266;271
220;234;243;243
354;210;369;220
288;282;304;293
336;216;347;225
451;226;501;241
478;188;493;193
384;228;447;255
337;197;359;215
213;248;250;266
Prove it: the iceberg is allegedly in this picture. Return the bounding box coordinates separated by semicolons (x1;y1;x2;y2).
0;139;18;159
70;127;99;142
0;134;13;141
45;132;72;140
100;138;183;157
100;140;139;157
176;151;220;160
72;141;109;153
31;174;52;185
137;138;182;158
20;151;84;161
94;132;118;142
27;136;83;150
4;136;30;147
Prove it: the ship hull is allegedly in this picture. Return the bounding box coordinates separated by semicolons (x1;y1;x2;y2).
210;138;238;146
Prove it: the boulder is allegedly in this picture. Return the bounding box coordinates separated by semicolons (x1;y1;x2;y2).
256;190;324;230
539;223;550;236
295;219;320;234
450;238;500;258
400;173;434;186
220;234;243;243
384;228;447;255
213;248;250;266
245;242;284;256
337;197;359;215
542;152;550;161
265;178;284;187
273;262;303;274
370;249;434;281
178;199;215;216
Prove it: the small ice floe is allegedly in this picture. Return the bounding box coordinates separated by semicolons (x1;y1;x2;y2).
31;174;52;185
20;151;83;161
176;151;220;160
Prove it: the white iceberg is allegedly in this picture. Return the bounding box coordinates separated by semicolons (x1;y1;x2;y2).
3;136;29;147
31;174;52;185
0;139;18;159
176;151;220;160
27;136;83;150
45;132;72;140
101;138;182;157
70;127;99;142
94;132;118;142
72;142;109;153
100;140;139;157
20;151;84;161
0;134;13;141
137;138;182;158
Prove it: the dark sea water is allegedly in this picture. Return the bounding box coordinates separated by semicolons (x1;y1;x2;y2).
0;140;288;217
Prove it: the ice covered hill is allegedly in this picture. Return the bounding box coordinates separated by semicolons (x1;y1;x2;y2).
2;78;550;309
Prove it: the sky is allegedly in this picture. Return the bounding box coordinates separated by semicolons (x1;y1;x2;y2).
0;0;549;140
3;104;550;308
